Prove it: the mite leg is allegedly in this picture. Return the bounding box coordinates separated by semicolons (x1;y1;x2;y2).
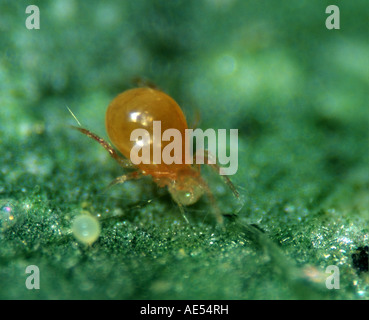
71;126;135;169
132;77;159;90
196;176;224;225
194;150;240;199
107;171;143;188
177;202;190;224
195;150;245;216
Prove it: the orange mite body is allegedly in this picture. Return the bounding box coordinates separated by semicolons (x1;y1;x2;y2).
74;87;239;223
106;88;205;207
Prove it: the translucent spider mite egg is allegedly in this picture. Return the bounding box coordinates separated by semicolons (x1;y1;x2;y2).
72;214;101;245
73;87;239;224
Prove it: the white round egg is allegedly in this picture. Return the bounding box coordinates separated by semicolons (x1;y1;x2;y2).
72;214;101;245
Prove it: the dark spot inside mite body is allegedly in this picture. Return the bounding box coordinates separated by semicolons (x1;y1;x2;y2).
352;246;369;274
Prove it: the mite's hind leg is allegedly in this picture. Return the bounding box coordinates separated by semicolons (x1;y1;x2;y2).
107;171;143;188
195;150;245;216
194;150;240;199
71;126;135;169
177;203;190;224
193;175;224;225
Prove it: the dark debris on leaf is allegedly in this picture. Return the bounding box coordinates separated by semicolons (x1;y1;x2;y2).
352;246;369;274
